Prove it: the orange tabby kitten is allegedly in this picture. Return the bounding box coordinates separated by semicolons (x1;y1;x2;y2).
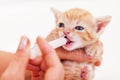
46;8;111;80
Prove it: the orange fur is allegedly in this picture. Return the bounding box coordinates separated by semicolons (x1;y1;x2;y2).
46;8;111;80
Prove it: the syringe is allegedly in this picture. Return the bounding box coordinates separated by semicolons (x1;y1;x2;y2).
30;37;67;59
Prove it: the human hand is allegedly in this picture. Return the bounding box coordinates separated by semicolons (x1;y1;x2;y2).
29;36;64;80
56;48;92;62
56;48;101;66
45;30;99;66
0;36;30;80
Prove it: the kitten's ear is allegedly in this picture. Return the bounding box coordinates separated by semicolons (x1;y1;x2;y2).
51;8;62;22
96;16;111;37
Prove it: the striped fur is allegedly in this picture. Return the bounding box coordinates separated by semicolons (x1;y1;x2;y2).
46;8;111;80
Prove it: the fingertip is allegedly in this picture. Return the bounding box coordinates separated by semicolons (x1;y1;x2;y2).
36;36;43;48
36;35;54;54
36;35;60;67
95;60;101;66
16;36;31;58
36;35;45;46
17;36;30;52
27;64;40;72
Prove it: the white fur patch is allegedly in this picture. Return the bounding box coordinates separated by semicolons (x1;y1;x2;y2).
58;31;84;51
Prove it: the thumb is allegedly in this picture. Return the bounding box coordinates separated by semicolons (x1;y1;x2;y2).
1;36;31;80
15;36;30;68
15;36;31;74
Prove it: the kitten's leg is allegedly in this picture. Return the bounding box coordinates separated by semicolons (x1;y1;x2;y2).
85;41;103;66
63;61;94;80
79;63;95;80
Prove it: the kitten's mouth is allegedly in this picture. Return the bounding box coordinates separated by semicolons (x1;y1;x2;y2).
64;36;74;47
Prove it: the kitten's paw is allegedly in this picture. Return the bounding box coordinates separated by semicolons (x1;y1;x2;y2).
80;63;94;80
85;41;103;57
85;45;97;57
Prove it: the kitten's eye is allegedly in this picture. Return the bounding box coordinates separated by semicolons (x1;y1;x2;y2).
58;22;64;28
75;26;84;31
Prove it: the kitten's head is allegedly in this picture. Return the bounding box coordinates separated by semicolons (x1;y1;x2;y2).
51;8;111;51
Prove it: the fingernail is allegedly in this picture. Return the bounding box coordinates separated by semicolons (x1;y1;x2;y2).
18;36;28;51
37;35;44;40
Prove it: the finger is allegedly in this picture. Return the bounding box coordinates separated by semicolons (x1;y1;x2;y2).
36;36;61;67
95;60;101;66
36;36;64;80
56;48;93;62
15;36;30;68
1;36;30;79
31;60;47;80
28;49;43;72
29;55;42;66
27;57;42;72
32;71;44;80
16;36;30;57
40;60;47;71
27;64;40;72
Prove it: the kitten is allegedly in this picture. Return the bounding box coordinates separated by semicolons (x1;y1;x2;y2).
46;8;111;80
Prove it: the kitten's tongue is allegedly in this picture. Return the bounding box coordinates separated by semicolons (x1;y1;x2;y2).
64;36;73;47
66;38;71;44
64;36;70;44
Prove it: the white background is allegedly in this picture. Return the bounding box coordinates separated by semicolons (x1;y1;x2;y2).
0;0;120;80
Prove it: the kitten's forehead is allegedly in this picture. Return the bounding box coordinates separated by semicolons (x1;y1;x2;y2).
61;8;95;28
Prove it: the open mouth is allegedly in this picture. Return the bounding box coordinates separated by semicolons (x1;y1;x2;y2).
64;36;74;47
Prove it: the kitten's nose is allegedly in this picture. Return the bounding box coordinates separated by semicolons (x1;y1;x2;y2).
64;31;70;36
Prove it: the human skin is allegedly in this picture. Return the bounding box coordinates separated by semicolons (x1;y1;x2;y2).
0;36;64;80
0;35;98;76
46;30;101;66
0;51;14;76
0;35;100;79
0;36;30;80
31;36;64;80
